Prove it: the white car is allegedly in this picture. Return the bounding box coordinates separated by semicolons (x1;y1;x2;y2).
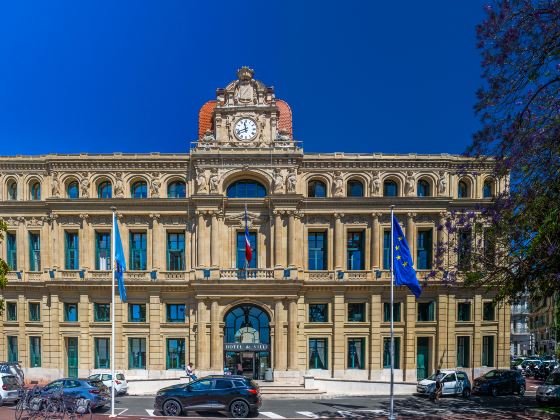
416;370;472;398
0;373;20;406
88;373;128;395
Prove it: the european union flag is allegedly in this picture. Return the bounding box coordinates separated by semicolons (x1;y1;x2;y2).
392;215;422;298
113;214;127;303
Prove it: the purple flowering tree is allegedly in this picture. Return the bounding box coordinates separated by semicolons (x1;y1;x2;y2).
429;0;559;305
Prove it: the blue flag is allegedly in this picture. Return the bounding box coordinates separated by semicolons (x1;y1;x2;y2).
113;214;127;302
392;215;422;298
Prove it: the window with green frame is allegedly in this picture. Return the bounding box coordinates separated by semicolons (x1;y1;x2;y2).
383;337;400;369
128;304;146;322
130;232;147;270
7;233;17;270
30;336;41;367
383;302;401;322
457;336;470;368
94;338;110;369
347;231;364;270
129;337;146;369
417;301;435;321
166;304;185;323
416;230;433;270
482;336;495;367
347;338;365;369
64;303;78;322
309;338;328;369
94;303;110;322
29;302;40;321
95;232;111;270
6;302;17;321
29;233;41;271
348;303;366;322
457;302;471;322
309;304;328;322
65;232;79;270
383;230;391;269
7;336;18;363
167;233;185;271
483;302;495;321
166;338;185;370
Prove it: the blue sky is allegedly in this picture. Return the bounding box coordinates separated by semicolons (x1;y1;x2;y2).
0;0;488;155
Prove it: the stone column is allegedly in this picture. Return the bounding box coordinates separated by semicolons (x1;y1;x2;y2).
369;294;382;379
287;211;296;267
274;212;283;267
334;213;344;270
210;301;222;370
287;300;298;370
371;213;381;269
79;295;90;371
17;217;25;271
274;299;286;370
406;213;415;265
79;214;89;270
210;213;220;268
437;212;446;267
196;300;209;370
149;295;163;370
404;295;417;381
149;214;160;270
197;212;207;268
333;293;345;376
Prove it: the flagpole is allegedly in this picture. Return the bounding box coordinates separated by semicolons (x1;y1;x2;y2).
389;205;395;420
110;207;116;417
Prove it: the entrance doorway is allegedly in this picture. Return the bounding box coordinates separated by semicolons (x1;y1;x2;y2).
224;350;270;380
417;337;431;380
66;337;79;378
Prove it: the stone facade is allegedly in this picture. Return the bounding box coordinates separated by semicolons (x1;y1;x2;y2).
0;68;509;383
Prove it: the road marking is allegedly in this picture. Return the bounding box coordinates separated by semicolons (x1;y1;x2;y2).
145;409;156;416
115;408;128;415
261;412;286;419
296;411;320;418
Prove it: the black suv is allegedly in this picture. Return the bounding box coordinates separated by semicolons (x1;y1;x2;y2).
154;375;261;418
473;369;526;396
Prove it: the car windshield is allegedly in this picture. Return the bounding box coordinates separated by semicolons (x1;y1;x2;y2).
545;373;560;386
116;374;125;380
483;370;502;378
88;374;100;380
425;373;448;381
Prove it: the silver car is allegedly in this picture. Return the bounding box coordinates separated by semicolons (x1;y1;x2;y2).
416;370;472;398
536;371;560;406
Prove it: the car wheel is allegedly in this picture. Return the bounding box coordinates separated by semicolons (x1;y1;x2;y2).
162;399;182;417
462;388;471;399
230;400;250;418
518;384;525;396
491;386;498;397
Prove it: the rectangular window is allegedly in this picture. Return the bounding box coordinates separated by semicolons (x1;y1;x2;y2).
383;302;401;322
6;302;17;321
457;336;470;368
128;304;146;322
128;338;146;369
347;338;365;369
308;231;327;270
166;338;185;370
7;233;17;270
482;336;495;367
236;231;257;269
417;301;435;322
95;232;111;270
416;230;433;270
65;232;79;270
29;302;40;321
130;232;147;270
458;229;471;271
94;303;110;322
94;338;110;369
383;337;401;369
166;304;186;323
167;233;185;271
29;233;41;271
7;336;18;363
309;338;328;369
483;302;495;321
64;303;78;322
30;336;41;367
457;302;471;322
309;304;328;323
347;231;364;270
383;230;391;269
348;303;366;322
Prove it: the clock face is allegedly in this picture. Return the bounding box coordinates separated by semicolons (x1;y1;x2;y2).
234;118;257;140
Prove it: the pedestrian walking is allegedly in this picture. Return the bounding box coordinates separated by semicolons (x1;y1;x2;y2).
431;369;443;402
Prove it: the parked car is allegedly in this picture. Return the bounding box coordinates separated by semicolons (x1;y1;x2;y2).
535;361;557;380
536;371;560;406
41;378;110;410
0;373;20;406
88;372;128;395
416;370;471;398
0;362;24;386
154;375;261;418
473;369;526;396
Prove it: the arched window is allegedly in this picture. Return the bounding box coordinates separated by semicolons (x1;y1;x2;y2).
417;180;430;197
483;179;493;198
458;180;469;198
30;182;41;200
226;180;266;198
67;181;79;199
98;181;112;199
167;181;186;198
7;181;17;200
347;180;364;197
224;304;270;345
383;180;398;197
308;180;326;198
131;180;148;198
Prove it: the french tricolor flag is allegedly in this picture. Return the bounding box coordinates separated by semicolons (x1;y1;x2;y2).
244;205;252;264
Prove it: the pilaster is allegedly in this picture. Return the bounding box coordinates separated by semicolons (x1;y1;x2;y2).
334;213;344;270
79;294;90;370
273;211;283;267
149;294;163;370
369;294;382;378
196;300;209;369
210;300;222;370
332;293;345;376
404;294;416;381
287;299;298;370
274;299;286;370
371;213;381;269
406;213;415;265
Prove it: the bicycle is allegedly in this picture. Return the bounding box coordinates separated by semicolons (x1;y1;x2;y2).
42;387;92;420
14;385;45;420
